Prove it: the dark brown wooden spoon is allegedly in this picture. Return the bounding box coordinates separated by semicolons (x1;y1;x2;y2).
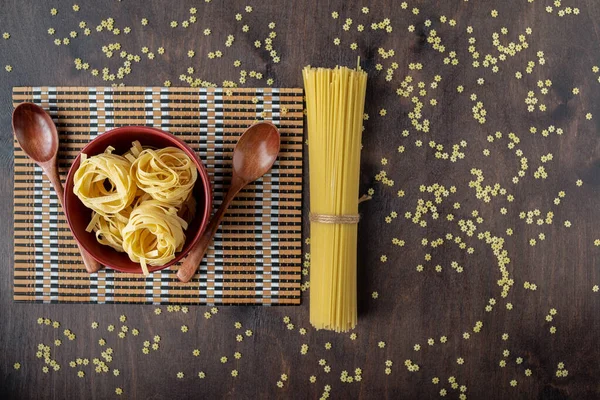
177;121;281;283
12;102;102;274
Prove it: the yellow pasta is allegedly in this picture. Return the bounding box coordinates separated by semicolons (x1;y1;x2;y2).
85;207;132;252
73;147;137;215
129;142;198;206
74;142;198;274
122;200;188;275
303;65;367;332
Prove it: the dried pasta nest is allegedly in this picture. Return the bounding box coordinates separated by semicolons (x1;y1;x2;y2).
129;142;198;206
73;147;137;215
122;200;188;270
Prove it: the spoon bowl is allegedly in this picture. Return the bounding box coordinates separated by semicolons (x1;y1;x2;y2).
233;123;280;183
176;121;281;282
12;103;59;164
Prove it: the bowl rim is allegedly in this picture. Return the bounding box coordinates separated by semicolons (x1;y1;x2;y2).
63;126;213;273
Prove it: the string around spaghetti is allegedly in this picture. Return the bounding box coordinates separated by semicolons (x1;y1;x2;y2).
309;194;371;224
309;213;360;224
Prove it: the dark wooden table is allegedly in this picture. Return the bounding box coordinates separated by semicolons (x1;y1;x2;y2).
1;1;600;399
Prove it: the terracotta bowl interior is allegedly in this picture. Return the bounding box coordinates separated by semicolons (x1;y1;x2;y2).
64;127;212;273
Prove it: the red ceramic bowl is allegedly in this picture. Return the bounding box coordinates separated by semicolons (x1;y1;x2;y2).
64;126;212;273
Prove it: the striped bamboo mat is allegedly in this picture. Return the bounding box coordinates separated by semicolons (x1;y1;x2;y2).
12;86;303;305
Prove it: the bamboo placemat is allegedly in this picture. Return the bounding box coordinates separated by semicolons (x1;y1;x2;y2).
12;86;303;305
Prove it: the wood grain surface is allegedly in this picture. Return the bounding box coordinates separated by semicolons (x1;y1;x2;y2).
1;1;599;399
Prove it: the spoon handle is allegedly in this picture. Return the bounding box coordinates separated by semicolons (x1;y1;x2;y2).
42;161;103;274
177;188;237;283
76;242;103;273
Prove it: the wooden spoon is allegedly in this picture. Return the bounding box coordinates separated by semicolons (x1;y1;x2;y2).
12;102;102;274
177;121;281;283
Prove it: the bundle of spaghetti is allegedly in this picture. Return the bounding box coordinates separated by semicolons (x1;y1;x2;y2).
121;199;188;275
302;65;367;332
73;147;137;215
129;141;198;206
